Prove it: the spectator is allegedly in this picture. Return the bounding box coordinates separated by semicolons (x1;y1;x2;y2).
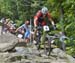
1;18;10;34
15;20;30;43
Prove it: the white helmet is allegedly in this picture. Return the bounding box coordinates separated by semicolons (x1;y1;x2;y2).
41;7;48;14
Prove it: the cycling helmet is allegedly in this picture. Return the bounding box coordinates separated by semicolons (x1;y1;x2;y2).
41;7;48;14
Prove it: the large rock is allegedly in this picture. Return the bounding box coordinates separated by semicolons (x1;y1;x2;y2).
51;48;75;63
0;33;18;52
0;48;75;63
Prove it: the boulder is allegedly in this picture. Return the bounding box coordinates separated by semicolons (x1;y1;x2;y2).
0;48;75;63
51;48;75;63
0;33;18;52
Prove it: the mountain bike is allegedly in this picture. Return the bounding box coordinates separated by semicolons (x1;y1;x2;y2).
35;24;68;55
43;31;68;55
43;34;58;55
35;25;57;55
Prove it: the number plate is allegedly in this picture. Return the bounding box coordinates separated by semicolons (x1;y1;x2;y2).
43;25;50;31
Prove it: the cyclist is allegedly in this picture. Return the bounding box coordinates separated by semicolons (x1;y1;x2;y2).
33;7;56;44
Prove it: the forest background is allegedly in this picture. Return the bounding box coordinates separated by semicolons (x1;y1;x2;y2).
0;0;75;56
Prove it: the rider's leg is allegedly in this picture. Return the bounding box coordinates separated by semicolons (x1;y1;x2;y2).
40;21;47;45
40;31;46;45
33;27;39;44
33;28;37;40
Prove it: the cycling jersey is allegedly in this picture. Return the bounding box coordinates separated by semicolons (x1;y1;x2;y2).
34;10;52;26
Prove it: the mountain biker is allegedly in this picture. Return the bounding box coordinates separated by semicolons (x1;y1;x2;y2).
33;7;56;44
15;20;30;43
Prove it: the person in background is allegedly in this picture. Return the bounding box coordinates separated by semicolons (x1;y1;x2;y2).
7;21;16;34
1;18;10;34
15;20;30;43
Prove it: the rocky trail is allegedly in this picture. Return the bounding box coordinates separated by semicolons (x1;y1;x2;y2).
0;26;75;63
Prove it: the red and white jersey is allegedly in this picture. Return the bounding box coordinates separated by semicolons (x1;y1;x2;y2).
34;10;52;26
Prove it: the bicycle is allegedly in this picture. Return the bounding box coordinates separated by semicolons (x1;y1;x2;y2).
35;24;68;56
44;34;58;55
43;31;68;55
35;25;56;55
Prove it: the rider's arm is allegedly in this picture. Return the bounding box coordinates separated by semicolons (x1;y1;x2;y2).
34;11;41;27
47;12;55;25
47;12;56;29
49;18;55;26
49;18;56;30
34;16;38;27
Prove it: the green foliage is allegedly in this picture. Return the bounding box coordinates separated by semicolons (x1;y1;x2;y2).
15;20;23;27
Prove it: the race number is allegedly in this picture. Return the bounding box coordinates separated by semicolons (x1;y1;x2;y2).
43;25;50;31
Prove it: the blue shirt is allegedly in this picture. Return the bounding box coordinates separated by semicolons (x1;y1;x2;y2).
19;24;30;32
